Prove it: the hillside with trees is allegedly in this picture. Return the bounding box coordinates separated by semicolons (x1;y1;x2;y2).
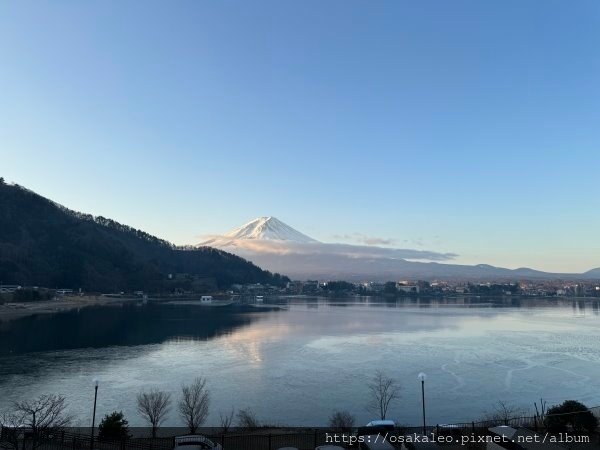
0;179;288;292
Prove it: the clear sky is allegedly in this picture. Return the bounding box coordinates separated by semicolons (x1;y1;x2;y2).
1;1;599;273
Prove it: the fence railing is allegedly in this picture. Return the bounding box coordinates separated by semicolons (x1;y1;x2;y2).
3;406;600;450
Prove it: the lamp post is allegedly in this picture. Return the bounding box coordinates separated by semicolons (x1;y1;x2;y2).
90;378;99;450
418;372;427;436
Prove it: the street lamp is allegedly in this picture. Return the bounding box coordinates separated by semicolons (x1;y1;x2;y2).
418;372;427;436
91;378;99;450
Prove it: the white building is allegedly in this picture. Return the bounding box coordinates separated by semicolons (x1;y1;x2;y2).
396;283;420;294
0;285;21;293
56;289;74;295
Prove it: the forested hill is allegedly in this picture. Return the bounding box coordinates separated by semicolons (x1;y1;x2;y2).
0;179;288;292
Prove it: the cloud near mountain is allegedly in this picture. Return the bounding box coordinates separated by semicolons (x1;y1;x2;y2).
199;217;600;281
199;217;457;261
200;238;458;261
332;233;400;246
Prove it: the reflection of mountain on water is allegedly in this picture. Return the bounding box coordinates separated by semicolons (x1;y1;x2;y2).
1;297;596;356
0;303;274;355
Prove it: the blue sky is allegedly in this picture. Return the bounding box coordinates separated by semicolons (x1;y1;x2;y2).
1;1;599;272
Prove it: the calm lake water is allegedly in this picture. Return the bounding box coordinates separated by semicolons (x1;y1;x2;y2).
1;297;600;427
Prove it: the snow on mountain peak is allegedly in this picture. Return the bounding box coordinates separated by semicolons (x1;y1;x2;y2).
201;216;319;247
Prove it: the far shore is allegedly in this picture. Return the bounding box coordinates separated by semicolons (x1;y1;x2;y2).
0;295;145;322
1;293;594;323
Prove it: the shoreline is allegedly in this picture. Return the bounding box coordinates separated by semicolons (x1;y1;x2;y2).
1;293;595;323
0;295;144;322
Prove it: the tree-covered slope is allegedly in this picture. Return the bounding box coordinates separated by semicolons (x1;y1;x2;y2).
0;180;288;291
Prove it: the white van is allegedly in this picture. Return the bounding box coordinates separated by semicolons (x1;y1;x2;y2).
356;420;396;450
365;420;395;430
173;435;222;450
359;435;395;450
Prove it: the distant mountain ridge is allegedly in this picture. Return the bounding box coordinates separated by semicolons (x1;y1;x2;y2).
0;181;288;291
200;217;600;281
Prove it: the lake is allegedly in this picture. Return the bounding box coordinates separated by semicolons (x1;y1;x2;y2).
1;297;600;427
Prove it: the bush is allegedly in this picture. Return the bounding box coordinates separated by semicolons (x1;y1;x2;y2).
545;400;598;433
98;411;131;441
328;410;355;431
237;408;260;430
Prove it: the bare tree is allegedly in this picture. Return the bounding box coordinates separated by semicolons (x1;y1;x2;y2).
328;410;355;431
0;411;24;428
12;394;71;431
367;370;400;420
236;408;260;430
178;378;210;434
136;389;171;438
218;408;235;434
484;401;527;424
10;394;71;448
534;398;547;422
0;412;25;450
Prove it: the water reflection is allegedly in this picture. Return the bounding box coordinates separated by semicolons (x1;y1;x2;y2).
0;303;276;355
2;297;598;356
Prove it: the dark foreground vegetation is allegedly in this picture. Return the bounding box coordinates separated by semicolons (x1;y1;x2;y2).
0;180;287;292
1;397;599;450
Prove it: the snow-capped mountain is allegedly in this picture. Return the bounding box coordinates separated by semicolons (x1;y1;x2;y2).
198;217;598;281
202;216;318;247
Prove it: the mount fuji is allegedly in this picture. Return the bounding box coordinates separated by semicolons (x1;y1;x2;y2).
198;217;599;281
202;217;318;246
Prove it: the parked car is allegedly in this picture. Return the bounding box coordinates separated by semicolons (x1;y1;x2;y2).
358;436;395;450
433;424;462;440
173;435;222;450
365;420;395;430
352;420;396;450
400;440;441;450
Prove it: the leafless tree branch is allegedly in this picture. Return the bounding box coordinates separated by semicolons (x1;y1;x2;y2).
136;389;171;438
218;408;235;434
367;370;400;420
178;377;210;434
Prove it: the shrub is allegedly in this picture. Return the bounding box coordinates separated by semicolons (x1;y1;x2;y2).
545;400;598;433
237;408;260;430
98;411;131;441
328;410;355;430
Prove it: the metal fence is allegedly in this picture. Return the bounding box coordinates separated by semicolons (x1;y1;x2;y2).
0;430;173;450
3;406;600;450
0;429;330;450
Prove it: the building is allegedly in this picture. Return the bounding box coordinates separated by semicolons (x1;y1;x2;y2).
0;285;21;293
396;283;420;294
55;289;74;296
302;280;319;294
363;282;386;293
